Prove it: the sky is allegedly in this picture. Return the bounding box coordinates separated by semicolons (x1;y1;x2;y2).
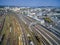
0;0;60;7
